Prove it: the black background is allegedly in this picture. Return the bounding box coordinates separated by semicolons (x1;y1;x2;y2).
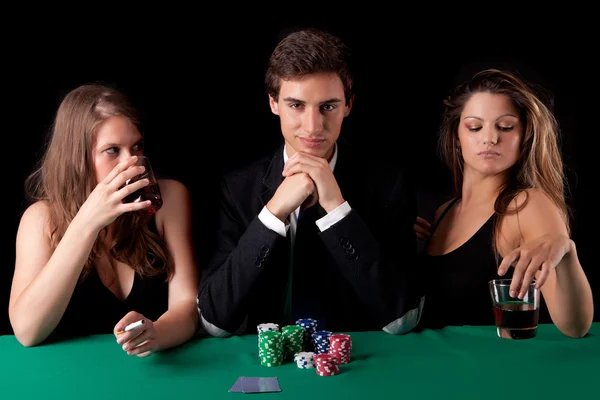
2;18;595;335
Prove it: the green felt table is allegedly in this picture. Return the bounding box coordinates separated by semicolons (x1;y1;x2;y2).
1;323;598;399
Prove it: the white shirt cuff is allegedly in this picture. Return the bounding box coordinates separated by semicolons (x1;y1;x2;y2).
258;206;289;237
316;201;351;232
199;311;232;338
382;296;425;335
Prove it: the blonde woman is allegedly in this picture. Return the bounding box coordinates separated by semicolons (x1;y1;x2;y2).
10;84;198;355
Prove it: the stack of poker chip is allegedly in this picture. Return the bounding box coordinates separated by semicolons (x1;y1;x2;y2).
313;353;340;376
312;330;332;354
295;318;318;351
257;323;280;334
258;330;283;367
256;323;280;346
293;351;315;369
281;325;305;360
329;333;352;364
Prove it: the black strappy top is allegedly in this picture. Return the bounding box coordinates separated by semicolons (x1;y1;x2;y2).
50;218;169;340
417;198;511;329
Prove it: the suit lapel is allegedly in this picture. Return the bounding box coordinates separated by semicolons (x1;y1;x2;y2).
332;139;354;206
259;145;285;208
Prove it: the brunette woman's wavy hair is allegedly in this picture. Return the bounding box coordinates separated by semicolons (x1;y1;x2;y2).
438;69;571;254
24;84;173;281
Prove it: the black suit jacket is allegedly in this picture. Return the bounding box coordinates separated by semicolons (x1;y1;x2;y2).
198;139;420;334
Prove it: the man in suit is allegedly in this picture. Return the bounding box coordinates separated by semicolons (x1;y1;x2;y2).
197;27;423;336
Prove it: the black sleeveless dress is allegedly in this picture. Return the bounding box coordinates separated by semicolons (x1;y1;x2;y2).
50;219;169;340
417;198;511;329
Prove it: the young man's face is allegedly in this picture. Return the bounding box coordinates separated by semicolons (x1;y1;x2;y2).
269;72;352;161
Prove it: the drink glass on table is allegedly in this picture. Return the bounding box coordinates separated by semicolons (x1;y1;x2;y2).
489;279;540;339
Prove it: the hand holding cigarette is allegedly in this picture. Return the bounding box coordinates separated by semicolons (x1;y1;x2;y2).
115;319;145;335
114;311;157;358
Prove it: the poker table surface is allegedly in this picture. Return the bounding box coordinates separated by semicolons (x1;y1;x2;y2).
2;323;598;399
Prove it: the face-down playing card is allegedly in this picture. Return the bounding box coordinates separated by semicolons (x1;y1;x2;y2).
228;376;281;393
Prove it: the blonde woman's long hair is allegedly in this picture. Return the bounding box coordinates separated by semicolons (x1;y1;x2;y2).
25;84;173;281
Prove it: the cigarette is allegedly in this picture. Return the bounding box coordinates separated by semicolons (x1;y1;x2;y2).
116;319;145;335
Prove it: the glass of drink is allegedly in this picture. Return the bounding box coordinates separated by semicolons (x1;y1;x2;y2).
489;279;540;339
122;156;163;216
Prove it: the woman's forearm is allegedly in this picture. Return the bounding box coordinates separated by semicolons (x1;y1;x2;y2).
551;240;594;338
10;215;99;346
153;299;199;351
